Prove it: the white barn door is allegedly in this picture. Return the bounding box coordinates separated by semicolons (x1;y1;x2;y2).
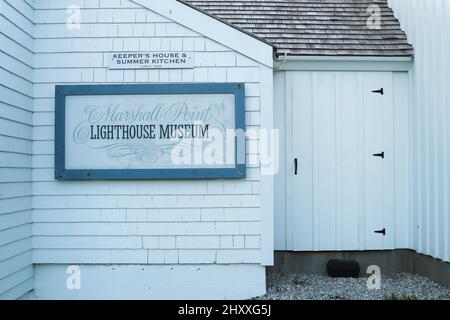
285;71;408;251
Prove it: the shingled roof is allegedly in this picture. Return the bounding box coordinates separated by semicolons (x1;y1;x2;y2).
180;0;414;57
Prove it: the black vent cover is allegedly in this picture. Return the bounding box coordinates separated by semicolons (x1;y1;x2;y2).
327;259;360;278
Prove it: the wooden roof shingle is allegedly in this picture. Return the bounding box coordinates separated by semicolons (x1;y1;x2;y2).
180;0;414;57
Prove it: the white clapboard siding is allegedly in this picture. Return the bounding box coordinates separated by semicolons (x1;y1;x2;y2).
0;0;34;300
275;70;410;251
31;0;264;265
388;0;450;263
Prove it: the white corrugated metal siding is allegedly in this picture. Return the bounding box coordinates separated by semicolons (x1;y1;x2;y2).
388;0;450;262
0;0;34;299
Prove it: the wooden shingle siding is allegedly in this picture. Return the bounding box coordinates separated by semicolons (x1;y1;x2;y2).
182;0;414;57
0;0;34;300
32;0;263;265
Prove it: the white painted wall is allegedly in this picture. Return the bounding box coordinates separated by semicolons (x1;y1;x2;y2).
31;0;269;274
33;264;265;300
388;0;450;263
274;69;410;252
0;0;35;299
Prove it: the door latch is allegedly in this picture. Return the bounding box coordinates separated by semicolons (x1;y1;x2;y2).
373;151;385;159
294;158;298;175
374;228;386;236
372;88;384;95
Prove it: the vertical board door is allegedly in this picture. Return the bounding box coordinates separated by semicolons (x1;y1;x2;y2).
287;71;398;251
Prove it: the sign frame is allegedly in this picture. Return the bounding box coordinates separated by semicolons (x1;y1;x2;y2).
54;83;246;180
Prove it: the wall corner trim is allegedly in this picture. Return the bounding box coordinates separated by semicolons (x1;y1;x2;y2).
260;65;275;266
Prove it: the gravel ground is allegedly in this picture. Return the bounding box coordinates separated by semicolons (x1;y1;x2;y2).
257;273;450;300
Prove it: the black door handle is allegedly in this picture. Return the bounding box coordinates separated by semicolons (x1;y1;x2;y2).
294;158;298;175
374;228;386;236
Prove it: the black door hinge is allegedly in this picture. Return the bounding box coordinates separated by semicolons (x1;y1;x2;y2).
373;151;385;159
374;228;386;236
372;88;384;95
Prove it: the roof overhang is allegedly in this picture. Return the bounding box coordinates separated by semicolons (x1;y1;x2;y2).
177;0;273;48
275;55;413;72
131;0;274;68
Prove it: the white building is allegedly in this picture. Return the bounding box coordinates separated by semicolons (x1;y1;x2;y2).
0;0;448;300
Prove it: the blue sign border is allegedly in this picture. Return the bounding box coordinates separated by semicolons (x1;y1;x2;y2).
55;83;246;180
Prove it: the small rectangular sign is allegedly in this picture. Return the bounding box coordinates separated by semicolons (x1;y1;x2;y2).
108;52;194;70
54;84;246;180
